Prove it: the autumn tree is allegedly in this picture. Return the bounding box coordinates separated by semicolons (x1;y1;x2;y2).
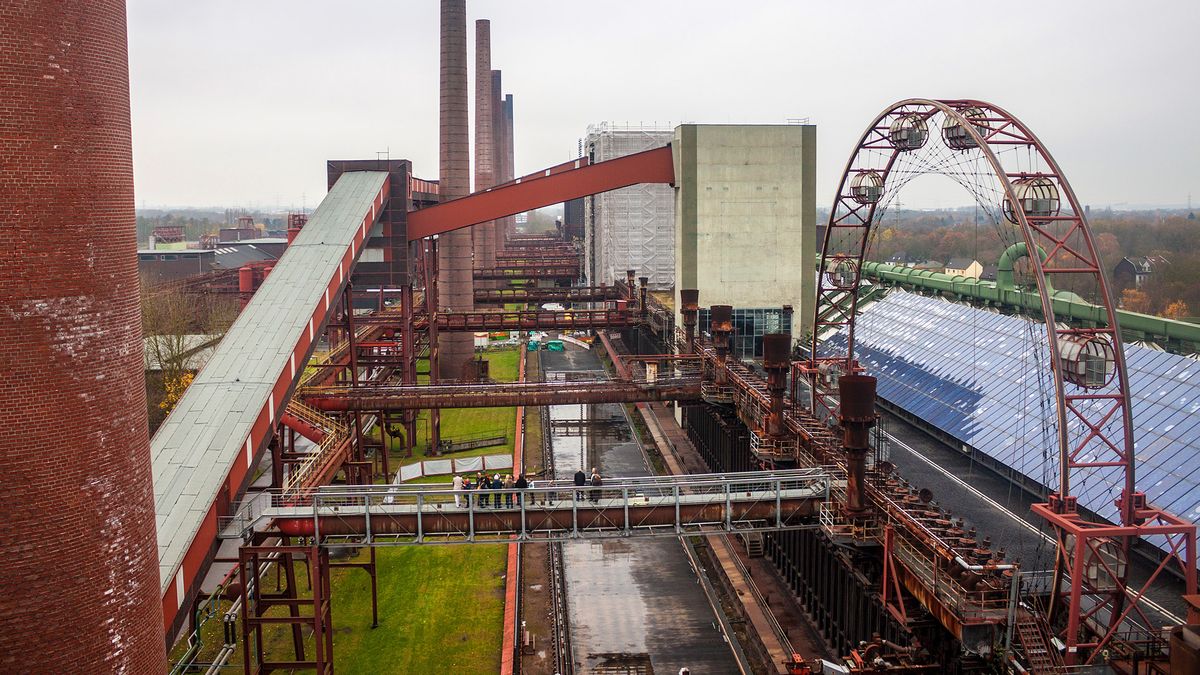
1163;300;1190;320
1120;288;1151;314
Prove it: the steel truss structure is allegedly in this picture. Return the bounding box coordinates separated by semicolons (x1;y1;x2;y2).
812;98;1197;666
252;469;830;544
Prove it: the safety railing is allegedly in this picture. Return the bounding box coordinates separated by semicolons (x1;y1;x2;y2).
258;469;830;546
282;425;349;497
284;399;347;436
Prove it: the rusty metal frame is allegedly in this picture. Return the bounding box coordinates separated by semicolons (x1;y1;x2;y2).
406;145;674;240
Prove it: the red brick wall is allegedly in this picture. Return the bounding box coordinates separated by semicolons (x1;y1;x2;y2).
0;1;167;671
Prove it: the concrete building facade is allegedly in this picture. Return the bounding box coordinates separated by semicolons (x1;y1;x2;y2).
583;124;675;289
673;124;816;356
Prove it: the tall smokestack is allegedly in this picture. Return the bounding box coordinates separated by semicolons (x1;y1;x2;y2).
502;93;515;243
473;20;496;273
491;70;506;250
0;1;167;671
439;0;475;378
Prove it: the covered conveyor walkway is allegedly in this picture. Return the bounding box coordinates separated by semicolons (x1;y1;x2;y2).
246;469;830;545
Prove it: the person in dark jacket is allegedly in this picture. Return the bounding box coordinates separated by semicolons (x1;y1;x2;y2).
515;473;528;506
573;469;587;502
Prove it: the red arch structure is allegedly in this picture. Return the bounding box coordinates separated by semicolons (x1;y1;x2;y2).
811;99;1196;665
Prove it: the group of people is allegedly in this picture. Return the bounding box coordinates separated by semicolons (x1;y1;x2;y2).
446;467;607;507
574;467;604;502
451;471;528;508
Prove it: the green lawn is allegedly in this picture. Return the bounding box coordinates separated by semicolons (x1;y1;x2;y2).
168;546;508;673
376;349;522;471
229;545;507;674
329;546;507;674
170;350;521;673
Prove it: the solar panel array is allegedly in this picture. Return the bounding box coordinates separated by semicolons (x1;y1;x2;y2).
826;290;1200;550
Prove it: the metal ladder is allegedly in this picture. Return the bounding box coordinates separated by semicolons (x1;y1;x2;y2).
1015;618;1062;674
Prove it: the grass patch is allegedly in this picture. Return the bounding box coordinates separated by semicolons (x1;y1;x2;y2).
223;546;508;674
375;349;522;469
328;547;507;674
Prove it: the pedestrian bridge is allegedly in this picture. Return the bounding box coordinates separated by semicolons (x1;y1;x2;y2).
246;469;830;546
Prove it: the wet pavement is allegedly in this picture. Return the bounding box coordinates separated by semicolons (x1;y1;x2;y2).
542;347;738;675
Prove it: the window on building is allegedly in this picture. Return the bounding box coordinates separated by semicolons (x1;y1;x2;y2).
698;307;792;358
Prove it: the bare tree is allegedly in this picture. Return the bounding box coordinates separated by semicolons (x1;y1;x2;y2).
141;280;195;383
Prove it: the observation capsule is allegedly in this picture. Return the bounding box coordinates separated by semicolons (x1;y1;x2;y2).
889;113;928;151
826;256;859;289
942;106;989;150
1003;177;1061;223
1058;334;1116;389
850;170;884;205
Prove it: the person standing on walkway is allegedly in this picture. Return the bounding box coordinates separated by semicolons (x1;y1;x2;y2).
503;474;515;508
515;473;528;506
589;468;603;503
574;468;586;502
452;473;464;508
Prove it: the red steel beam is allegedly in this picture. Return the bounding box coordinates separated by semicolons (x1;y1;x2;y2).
435;309;640;331
490;255;580;266
474;286;624;305
300;378;701;411
355;308;639;331
407;145;675;240
473;265;578;280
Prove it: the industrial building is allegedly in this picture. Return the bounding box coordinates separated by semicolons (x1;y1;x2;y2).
3;3;1198;675
674;123;817;353
583;123;676;290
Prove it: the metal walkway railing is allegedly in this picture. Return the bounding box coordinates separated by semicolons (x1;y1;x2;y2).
254;469;830;546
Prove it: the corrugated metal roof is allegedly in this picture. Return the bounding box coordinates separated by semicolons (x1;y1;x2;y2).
151;171;388;592
827;290;1200;556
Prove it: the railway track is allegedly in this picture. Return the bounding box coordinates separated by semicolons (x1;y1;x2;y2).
542;404;574;675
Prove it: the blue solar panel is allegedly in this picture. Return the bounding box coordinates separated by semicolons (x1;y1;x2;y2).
825;290;1200;557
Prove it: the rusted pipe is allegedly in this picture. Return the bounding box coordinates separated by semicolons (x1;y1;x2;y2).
710;305;733;386
839;374;876;514
301;378;702;411
763;333;790;438
680;289;699;354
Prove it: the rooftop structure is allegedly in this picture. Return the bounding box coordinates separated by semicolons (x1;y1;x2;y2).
674;124;817;354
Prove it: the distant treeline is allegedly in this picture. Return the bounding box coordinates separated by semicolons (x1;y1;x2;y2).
865;208;1199;318
136;208;293;245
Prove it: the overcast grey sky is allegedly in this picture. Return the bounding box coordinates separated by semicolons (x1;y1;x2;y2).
128;1;1199;210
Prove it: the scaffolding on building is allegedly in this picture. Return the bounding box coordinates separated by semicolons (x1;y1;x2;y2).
584;123;675;290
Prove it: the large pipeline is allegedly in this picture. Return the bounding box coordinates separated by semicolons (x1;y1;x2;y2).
862;261;1200;351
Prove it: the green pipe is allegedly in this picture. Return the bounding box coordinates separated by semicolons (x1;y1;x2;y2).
861;261;1200;352
996;242;1048;291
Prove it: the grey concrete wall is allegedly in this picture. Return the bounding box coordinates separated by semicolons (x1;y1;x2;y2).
673;124;816;347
